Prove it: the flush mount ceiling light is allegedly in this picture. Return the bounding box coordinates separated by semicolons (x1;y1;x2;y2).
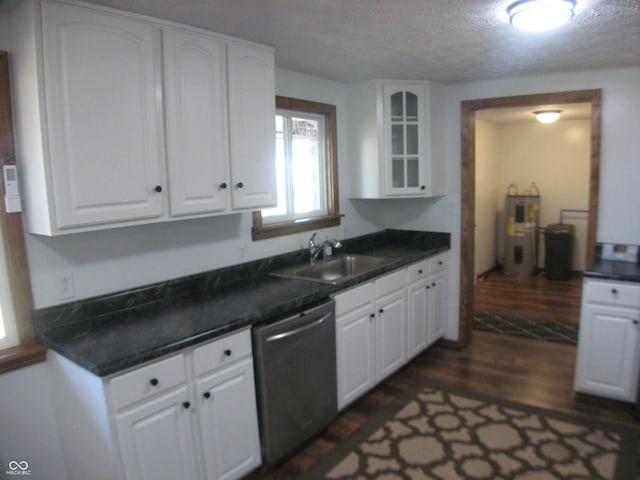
534;110;562;123
508;0;577;32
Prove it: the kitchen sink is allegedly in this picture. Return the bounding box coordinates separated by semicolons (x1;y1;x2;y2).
272;254;401;285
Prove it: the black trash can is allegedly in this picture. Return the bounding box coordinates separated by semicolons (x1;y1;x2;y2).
544;224;574;280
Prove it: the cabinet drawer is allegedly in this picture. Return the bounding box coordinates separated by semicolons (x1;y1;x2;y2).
406;260;428;284
193;328;252;377
584;280;640;308
429;253;447;274
376;269;406;297
109;354;187;410
334;281;374;316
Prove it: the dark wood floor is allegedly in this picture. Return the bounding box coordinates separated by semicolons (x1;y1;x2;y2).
474;270;583;323
258;272;635;479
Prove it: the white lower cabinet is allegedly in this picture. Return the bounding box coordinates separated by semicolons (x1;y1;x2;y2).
335;254;448;411
48;328;261;480
574;278;640;402
376;287;407;380
430;269;447;341
115;386;199;480
196;358;261;480
406;253;448;361
335;299;376;410
335;270;407;410
407;274;430;358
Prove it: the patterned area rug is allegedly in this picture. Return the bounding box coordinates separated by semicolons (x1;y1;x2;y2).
473;311;579;345
299;380;640;479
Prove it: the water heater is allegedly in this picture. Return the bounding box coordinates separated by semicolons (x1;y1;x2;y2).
504;192;540;276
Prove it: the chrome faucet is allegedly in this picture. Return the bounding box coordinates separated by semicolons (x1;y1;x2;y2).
308;232;342;263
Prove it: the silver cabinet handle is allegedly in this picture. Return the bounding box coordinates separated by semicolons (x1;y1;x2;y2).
266;313;331;343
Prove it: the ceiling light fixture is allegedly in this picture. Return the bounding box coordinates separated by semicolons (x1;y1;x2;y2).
534;110;562;123
508;0;577;32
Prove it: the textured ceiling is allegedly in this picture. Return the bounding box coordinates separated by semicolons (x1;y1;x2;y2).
6;0;640;83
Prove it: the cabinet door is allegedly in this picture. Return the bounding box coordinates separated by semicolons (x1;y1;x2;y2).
574;304;640;401
430;270;447;342
163;28;230;216
115;387;198;480
227;43;276;210
336;303;376;411
376;288;407;381
42;1;164;228
383;84;426;196
407;278;430;359
196;358;261;480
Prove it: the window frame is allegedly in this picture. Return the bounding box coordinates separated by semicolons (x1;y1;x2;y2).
0;51;44;374
252;96;340;241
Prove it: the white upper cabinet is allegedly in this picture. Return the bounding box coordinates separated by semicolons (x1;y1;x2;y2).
163;28;230;217
383;85;426;195
348;80;443;199
227;43;277;210
10;0;276;235
42;0;164;229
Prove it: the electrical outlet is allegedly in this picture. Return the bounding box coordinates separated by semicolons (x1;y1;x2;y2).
55;272;75;301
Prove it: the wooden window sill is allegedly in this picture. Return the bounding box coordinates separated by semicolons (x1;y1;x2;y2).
252;214;341;241
0;344;47;375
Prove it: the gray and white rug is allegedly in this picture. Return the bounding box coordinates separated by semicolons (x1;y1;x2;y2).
473;311;579;345
299;381;639;479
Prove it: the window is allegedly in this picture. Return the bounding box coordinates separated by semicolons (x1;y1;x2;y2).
0;51;42;374
252;96;339;240
0;235;18;350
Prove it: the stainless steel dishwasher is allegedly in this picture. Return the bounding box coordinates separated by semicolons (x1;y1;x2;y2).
252;300;337;464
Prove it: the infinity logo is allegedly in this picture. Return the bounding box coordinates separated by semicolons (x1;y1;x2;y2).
8;461;28;471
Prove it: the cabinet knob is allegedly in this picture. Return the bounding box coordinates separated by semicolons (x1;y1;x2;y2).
370;313;375;319
203;392;211;399
426;285;430;290
182;401;191;409
418;269;423;274
378;308;384;314
154;185;163;193
432;282;436;287
633;320;639;325
420;185;426;190
149;378;159;387
236;182;244;189
611;288;618;295
219;182;228;189
224;349;232;357
439;261;443;265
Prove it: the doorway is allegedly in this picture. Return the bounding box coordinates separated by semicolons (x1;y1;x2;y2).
457;89;602;348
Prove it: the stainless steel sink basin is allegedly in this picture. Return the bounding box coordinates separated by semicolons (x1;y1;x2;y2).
272;254;401;284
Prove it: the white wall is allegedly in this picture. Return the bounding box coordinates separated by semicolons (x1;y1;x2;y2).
497;119;590;270
0;363;69;479
474;119;501;277
21;69;384;309
404;66;640;340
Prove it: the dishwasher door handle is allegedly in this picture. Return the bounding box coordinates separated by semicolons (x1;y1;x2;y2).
266;313;331;343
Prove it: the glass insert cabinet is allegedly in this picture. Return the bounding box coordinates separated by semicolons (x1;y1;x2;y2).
383;84;426;195
347;80;441;199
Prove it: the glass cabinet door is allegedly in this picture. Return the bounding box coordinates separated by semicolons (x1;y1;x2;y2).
383;85;425;195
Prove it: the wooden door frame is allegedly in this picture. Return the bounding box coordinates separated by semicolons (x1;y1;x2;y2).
457;89;602;349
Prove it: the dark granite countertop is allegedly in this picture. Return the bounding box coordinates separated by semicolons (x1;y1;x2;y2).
585;259;640;283
34;229;450;376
